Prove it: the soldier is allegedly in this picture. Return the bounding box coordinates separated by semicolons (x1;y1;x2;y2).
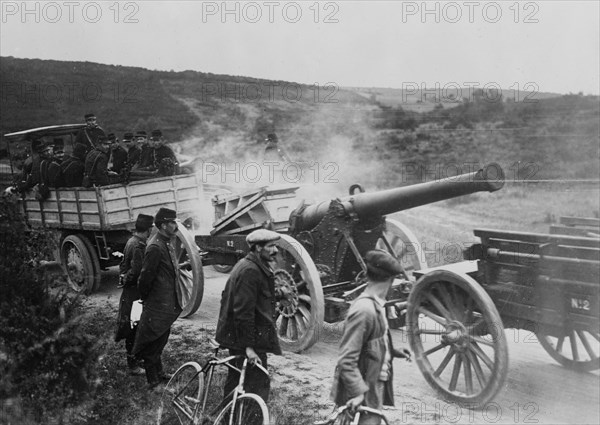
60;144;87;187
107;133;128;174
84;135;119;187
263;133;291;163
115;213;154;376
216;229;282;405
151;129;179;176
330;250;411;425
47;138;65;187
127;131;144;168
16;138;45;192
75;113;106;156
132;208;182;390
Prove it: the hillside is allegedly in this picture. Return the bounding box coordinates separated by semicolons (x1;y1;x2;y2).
1;57;598;189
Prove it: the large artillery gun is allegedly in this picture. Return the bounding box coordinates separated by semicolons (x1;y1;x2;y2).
197;163;506;353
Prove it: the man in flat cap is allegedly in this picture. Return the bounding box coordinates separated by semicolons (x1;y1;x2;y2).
132;208;182;390
330;250;411;424
115;213;154;376
216;228;282;408
75;113;106;156
106;133;128;174
136;129;179;176
16;138;46;192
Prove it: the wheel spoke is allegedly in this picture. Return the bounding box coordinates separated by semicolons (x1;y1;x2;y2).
449;354;463;392
298;294;311;304
463;354;473;395
298;304;311;321
424;293;454;321
590;332;600;343
294;315;307;335
418;307;448;327
465;349;486;388
436;284;460;320
288;317;298;340
424;343;446;356
434;348;455;377
278;317;289;337
556;335;565;353
466;335;495;347
470;342;494;370
576;330;596;361
418;328;446;336
570;330;580;361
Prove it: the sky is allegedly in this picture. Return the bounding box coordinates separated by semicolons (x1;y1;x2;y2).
1;0;599;95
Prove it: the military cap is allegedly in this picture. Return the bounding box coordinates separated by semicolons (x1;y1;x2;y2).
364;249;403;280
266;133;278;142
135;213;154;232
135;130;147;138
31;138;45;152
246;229;280;246
53;138;64;150
107;133;117;141
155;207;177;226
123;132;134;140
151;129;163;139
84;113;96;120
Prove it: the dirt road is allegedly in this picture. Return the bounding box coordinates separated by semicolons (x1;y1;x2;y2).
95;265;599;425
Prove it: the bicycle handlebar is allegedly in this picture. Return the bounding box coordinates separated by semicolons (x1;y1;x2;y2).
314;405;389;425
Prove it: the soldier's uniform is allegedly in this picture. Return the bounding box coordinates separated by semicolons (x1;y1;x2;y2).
75;124;106;156
60;144;87;187
84;148;110;186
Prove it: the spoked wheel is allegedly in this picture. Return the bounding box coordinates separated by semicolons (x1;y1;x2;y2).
407;270;508;407
150;225;204;318
60;234;101;295
273;234;324;353
376;219;428;327
376;218;428;279
158;362;204;425
536;326;600;372
213;393;269;425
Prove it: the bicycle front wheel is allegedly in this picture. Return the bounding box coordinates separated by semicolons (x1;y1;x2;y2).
213;393;269;425
158;361;204;425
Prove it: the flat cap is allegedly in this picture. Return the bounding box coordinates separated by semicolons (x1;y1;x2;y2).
246;229;280;246
123;132;134;140
84;113;96;119
151;129;163;138
107;133;117;141
265;133;278;142
135;130;147;137
364;249;403;280
53;138;64;149
155;207;177;225
135;213;154;231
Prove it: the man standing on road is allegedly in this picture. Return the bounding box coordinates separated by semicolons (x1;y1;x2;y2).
132;208;182;390
330;250;412;425
216;229;282;404
114;213;154;376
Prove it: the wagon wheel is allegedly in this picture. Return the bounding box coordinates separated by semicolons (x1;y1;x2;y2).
61;234;101;295
407;270;508;407
536;326;600;372
273;234;324;352
377;219;428;328
376;219;427;279
149;225;204;318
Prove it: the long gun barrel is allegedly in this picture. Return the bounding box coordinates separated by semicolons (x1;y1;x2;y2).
294;162;504;231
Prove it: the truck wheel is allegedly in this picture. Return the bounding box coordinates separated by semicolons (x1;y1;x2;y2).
536;326;600;372
273;234;324;353
407;269;508;408
61;234;101;295
174;225;204;318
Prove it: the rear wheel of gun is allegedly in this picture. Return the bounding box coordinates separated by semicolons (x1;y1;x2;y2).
158;362;203;425
212;393;269;425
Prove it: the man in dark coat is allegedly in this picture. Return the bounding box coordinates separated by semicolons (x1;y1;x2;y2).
115;213;154;376
75;113;106;156
16;138;45;192
330;250;411;425
107;133;128;174
216;229;283;404
84;135;119;187
151;130;179;176
127;131;144;168
60;144;87;187
132;208;182;390
47;138;65;187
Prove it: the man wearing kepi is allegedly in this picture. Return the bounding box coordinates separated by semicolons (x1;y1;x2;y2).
114;213;154;376
216;229;282;404
330;250;412;425
132;208;182;390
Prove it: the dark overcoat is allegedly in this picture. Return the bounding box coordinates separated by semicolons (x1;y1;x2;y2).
132;233;182;355
216;252;282;355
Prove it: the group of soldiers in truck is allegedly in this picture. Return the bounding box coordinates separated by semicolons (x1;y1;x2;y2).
15;113;179;195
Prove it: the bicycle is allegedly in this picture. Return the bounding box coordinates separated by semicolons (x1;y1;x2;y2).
157;338;269;425
315;405;390;425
